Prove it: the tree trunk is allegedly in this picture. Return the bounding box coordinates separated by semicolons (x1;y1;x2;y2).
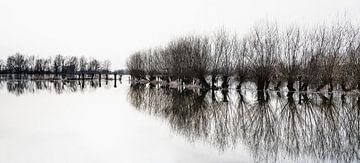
211;89;216;101
275;81;281;90
199;75;210;88
265;80;270;90
221;76;229;89
287;80;295;92
300;82;308;92
328;82;333;92
316;82;327;91
211;75;217;89
149;75;156;82
257;79;265;91
236;82;242;90
114;74;117;88
341;82;349;92
81;80;85;89
222;90;229;102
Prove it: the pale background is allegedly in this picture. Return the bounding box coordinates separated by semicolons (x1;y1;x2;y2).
0;0;359;69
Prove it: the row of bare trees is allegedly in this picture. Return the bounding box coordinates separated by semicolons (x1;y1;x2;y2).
0;53;112;79
127;22;360;92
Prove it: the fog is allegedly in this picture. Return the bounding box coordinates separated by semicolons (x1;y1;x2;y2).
1;0;360;69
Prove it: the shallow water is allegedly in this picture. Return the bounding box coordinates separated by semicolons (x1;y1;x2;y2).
0;78;359;163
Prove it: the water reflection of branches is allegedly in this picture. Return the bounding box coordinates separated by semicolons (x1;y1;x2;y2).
4;80;116;96
128;85;360;162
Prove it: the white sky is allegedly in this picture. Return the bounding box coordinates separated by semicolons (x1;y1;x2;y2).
0;0;359;69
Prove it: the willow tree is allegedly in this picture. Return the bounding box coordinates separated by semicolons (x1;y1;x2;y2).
278;27;303;92
234;37;249;89
0;59;4;74
53;54;65;76
247;24;280;90
189;35;211;88
314;25;346;92
127;52;146;80
211;29;235;89
345;24;360;90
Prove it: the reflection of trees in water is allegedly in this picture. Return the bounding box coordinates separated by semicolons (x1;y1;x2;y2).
7;80;31;95
244;91;279;162
4;80;115;96
128;85;360;162
0;80;4;89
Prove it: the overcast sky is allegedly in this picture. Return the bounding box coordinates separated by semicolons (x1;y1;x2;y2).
0;0;359;69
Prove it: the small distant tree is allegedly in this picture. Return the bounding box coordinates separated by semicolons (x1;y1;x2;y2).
102;60;111;73
26;55;35;74
7;53;27;74
79;56;88;74
63;56;79;75
0;59;4;74
102;59;111;80
88;58;101;79
35;58;45;73
53;54;65;75
43;57;52;74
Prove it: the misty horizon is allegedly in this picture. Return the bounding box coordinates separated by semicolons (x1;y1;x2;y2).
1;0;360;69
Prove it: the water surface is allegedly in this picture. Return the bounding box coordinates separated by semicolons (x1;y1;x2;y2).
0;79;359;162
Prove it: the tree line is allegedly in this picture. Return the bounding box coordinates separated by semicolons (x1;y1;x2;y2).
127;22;360;92
0;53;117;79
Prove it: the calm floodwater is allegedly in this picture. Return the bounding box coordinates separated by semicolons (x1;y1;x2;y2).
0;77;359;163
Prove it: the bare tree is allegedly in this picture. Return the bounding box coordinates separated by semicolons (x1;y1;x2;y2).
63;56;79;75
210;29;231;88
143;49;157;81
191;35;211;88
102;59;111;80
53;54;65;75
278;26;303;91
234;37;250;89
26;55;35;74
35;58;45;74
247;23;280;90
0;59;4;74
88;58;101;80
43;57;52;74
314;24;346;92
6;53;27;75
127;52;146;80
340;23;360;91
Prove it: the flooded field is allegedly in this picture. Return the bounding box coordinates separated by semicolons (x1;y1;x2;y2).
0;78;359;162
